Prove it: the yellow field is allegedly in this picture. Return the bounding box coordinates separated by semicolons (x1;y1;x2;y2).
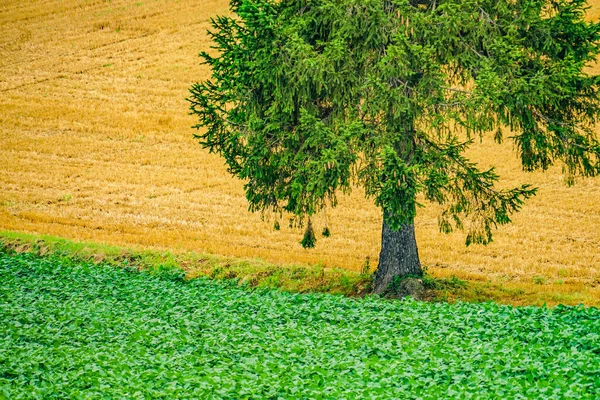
1;0;599;305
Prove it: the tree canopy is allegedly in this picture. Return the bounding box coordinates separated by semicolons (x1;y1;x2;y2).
189;0;600;254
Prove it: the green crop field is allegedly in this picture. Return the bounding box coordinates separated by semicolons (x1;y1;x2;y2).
1;250;599;399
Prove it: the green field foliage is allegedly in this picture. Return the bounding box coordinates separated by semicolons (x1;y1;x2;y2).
1;250;599;399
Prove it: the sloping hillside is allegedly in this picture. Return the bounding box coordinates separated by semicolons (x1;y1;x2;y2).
0;0;599;304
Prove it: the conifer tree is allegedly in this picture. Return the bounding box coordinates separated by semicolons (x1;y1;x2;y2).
189;0;600;293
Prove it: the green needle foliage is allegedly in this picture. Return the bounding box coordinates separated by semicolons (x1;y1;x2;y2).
2;250;600;398
301;217;317;248
189;0;600;249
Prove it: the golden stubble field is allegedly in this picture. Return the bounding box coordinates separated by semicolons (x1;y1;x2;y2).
1;0;599;304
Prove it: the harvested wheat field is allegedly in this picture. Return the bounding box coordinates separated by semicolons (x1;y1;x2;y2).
1;0;599;305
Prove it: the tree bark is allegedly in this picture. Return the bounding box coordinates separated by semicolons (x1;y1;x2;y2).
373;219;422;294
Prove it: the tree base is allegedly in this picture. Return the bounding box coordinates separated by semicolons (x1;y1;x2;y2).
384;277;425;300
373;220;422;294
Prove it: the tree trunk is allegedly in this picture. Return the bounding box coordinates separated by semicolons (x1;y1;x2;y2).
373;219;422;294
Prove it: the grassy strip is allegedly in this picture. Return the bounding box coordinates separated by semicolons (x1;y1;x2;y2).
1;230;595;306
0;231;479;303
0;230;371;296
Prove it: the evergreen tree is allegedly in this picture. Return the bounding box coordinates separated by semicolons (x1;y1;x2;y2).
189;0;600;293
